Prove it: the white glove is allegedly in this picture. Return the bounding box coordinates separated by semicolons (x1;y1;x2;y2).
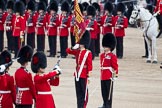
86;28;91;31
0;65;6;73
72;44;80;50
54;65;61;74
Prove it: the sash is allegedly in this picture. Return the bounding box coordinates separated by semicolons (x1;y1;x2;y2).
75;51;89;81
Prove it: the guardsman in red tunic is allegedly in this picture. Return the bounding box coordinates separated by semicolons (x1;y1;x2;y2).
86;5;98;60
101;2;115;35
0;0;7;52
82;2;89;20
92;2;102;57
59;1;71;58
36;2;47;52
13;1;26;58
5;0;15;53
47;1;59;57
26;0;36;49
0;50;16;108
154;0;162;32
31;51;61;108
98;33;118;108
114;3;128;59
66;30;93;108
14;45;36;108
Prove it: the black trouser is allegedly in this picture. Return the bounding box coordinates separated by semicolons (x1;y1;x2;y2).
48;36;57;56
6;30;14;51
101;80;113;108
13;37;20;58
75;78;88;108
116;37;123;58
156;14;162;30
95;33;100;56
89;39;95;60
144;36;148;57
27;33;35;49
71;32;76;47
0;30;4;52
60;36;68;57
37;35;45;52
15;104;32;108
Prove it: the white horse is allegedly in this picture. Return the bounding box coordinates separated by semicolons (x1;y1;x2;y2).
129;6;160;64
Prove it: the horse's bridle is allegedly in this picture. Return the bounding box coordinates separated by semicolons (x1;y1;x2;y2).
130;10;139;20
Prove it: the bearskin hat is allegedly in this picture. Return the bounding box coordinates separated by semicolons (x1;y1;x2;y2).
80;30;91;49
27;0;35;11
61;1;70;12
82;2;89;11
49;0;59;5
0;0;5;11
79;3;83;14
146;4;154;14
87;5;96;17
102;33;116;51
17;45;33;64
7;0;14;10
31;51;47;73
104;2;113;13
20;0;27;7
50;0;58;12
117;2;125;13
14;1;25;16
71;1;74;10
39;0;48;7
92;2;100;12
38;1;46;11
0;50;12;65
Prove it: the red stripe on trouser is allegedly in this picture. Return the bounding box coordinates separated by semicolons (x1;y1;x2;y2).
84;79;88;108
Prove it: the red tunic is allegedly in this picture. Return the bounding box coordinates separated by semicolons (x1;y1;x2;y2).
0;73;16;108
59;14;71;37
15;67;36;105
66;48;93;78
101;15;115;35
0;12;7;30
154;0;162;15
34;71;59;108
5;13;16;31
25;12;36;33
12;16;26;37
36;13;46;35
114;15;128;37
85;19;98;39
47;14;59;36
100;52;118;80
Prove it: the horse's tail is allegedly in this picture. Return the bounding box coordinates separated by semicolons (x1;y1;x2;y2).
156;30;162;38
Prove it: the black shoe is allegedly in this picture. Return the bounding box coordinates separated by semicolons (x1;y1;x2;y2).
72;56;75;59
95;53;99;57
118;56;123;59
142;55;148;58
47;55;55;57
61;56;66;58
47;50;50;52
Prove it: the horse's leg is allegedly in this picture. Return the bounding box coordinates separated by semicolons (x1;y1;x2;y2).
145;37;152;63
151;37;158;63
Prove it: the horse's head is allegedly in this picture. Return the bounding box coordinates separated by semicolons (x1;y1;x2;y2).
129;6;141;24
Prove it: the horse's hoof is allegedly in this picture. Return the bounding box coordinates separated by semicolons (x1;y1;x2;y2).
146;60;151;63
152;61;158;64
